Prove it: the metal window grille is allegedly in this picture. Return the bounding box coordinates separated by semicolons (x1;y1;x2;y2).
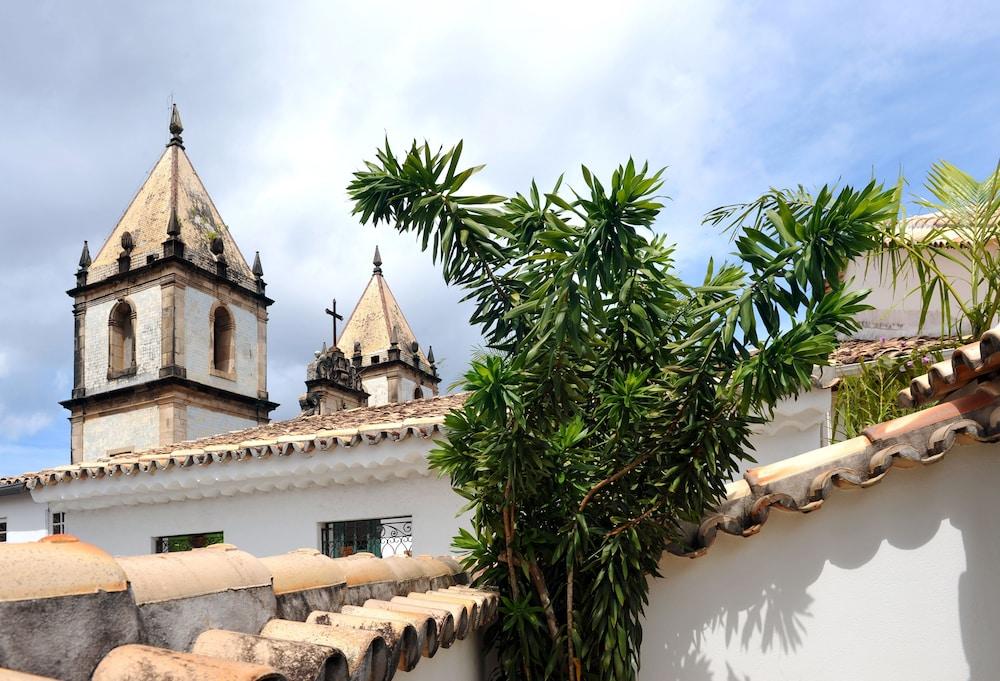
154;531;225;553
50;512;65;535
320;516;412;558
0;518;6;543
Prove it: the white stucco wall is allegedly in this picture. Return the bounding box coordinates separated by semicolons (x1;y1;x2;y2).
84;285;161;394
641;445;1000;681
82;405;160;461
183;288;259;397
403;633;484;681
0;490;48;543
37;437;470;558
61;474;465;557
186;406;258;441
400;377;418;401
846;254;975;339
744;387;831;476
363;375;389;406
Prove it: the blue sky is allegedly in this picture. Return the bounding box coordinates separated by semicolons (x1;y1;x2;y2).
1;1;999;476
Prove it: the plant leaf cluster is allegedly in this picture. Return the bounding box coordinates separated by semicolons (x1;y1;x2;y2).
348;140;897;680
872;160;1000;337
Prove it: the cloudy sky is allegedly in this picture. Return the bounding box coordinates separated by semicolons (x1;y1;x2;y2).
1;1;999;476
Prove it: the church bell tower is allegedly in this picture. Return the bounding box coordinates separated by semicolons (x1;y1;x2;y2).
61;106;277;462
299;247;440;413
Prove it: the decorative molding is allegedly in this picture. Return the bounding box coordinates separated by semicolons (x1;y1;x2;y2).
28;426;446;511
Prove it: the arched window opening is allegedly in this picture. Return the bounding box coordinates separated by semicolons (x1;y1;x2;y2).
413;385;424;400
108;300;136;377
211;305;235;375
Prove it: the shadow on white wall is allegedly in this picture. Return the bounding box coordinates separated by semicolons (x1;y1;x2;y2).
641;449;1000;681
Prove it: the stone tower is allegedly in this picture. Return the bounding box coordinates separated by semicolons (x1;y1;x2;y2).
300;247;440;412
61;106;276;463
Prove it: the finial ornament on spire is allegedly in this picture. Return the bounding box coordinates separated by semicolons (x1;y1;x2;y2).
167;103;184;149
78;240;92;269
373;245;383;274
167;205;182;237
252;251;264;278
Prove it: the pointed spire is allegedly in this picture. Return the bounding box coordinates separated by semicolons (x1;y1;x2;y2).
390;324;399;348
167;103;184;148
427;345;435;365
78;241;92;269
76;240;92;286
373;245;383;274
252;251;264;278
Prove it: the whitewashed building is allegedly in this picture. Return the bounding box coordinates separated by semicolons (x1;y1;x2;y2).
15;394;468;558
3;109;1000;680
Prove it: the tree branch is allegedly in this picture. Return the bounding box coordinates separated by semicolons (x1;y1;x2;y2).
502;480;520;600
578;450;654;513
607;500;666;538
526;559;559;642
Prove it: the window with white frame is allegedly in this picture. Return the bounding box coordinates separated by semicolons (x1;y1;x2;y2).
50;511;65;535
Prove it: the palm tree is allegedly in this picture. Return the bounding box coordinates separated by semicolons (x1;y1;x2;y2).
877;160;1000;338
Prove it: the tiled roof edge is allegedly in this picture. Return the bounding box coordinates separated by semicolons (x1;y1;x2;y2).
668;379;1000;558
899;325;1000;407
0;537;496;680
1;419;448;491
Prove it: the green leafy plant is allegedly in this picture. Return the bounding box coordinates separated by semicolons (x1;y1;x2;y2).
874;160;1000;337
348;140;897;680
830;345;952;440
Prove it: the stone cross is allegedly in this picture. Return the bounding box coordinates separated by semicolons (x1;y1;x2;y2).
325;299;343;347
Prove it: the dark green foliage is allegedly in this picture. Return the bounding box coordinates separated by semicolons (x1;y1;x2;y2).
348;140;897;680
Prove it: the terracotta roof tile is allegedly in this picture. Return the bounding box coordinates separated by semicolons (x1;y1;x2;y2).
897;210;998;247
0;393;467;489
116;544;272;605
140;392;466;456
829;336;959;366
899;325;1000;407
91;645;282;681
0;535;128;603
669;375;1000;559
0;536;496;681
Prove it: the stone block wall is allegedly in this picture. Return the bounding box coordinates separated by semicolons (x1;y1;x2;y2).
83;285;162;395
362;376;390;406
81;406;160;461
186;406;259;441
183;287;259;397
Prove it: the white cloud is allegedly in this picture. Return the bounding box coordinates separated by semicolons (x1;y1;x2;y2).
1;0;999;461
0;406;53;441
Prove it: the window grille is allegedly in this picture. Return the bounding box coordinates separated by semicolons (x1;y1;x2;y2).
320;516;412;558
0;518;6;543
